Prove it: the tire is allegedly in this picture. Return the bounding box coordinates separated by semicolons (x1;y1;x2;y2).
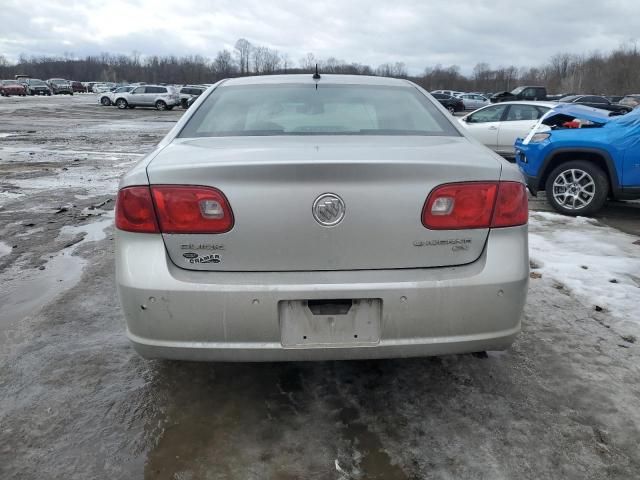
70;92;73;96
116;98;128;109
181;99;189;109
128;105;136;109
100;97;111;106
447;106;455;114
155;100;167;111
545;160;609;216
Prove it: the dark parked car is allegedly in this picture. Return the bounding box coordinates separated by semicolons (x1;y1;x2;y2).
431;93;464;113
179;85;207;108
18;78;51;95
47;78;73;95
0;80;27;96
558;95;631;114
491;86;547;103
71;81;86;93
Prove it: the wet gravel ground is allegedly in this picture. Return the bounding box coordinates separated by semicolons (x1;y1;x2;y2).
1;95;639;480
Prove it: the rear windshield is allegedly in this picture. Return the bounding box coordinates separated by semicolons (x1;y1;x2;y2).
179;84;459;137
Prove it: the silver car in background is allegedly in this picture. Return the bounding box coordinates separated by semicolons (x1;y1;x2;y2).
115;74;529;362
458;93;490;110
113;85;180;110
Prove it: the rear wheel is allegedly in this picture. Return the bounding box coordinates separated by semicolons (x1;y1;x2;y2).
545;160;609;216
100;97;111;106
181;99;189;109
155;100;167;111
447;106;455;114
116;98;128;109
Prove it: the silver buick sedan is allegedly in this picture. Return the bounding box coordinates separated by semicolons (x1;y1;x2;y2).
115;74;529;362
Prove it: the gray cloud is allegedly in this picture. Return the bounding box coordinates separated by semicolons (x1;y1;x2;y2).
0;0;637;73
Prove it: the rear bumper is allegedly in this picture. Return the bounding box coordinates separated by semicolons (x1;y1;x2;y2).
116;226;529;361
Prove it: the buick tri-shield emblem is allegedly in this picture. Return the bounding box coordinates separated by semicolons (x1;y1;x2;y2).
313;193;346;226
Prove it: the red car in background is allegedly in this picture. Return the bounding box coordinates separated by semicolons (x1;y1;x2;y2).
0;80;27;96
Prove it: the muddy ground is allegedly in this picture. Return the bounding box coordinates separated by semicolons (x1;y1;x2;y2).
1;95;639;480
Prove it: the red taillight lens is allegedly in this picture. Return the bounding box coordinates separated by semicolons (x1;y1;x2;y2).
422;182;498;229
422;181;528;230
115;186;159;233
151;185;234;234
492;182;528;227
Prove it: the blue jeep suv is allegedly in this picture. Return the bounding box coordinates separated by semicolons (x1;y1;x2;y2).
515;104;640;215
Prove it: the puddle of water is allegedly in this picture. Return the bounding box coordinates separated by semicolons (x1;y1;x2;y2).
0;215;113;343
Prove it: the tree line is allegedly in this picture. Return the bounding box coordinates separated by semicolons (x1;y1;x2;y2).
0;38;639;95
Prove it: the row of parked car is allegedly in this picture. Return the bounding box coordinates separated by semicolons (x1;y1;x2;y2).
98;84;208;110
431;87;640;115
0;77;90;96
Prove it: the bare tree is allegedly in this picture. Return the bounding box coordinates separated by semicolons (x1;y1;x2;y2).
234;38;252;75
213;49;236;78
300;53;316;71
262;48;281;73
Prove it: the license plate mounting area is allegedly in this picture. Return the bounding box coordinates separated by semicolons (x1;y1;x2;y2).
279;298;381;348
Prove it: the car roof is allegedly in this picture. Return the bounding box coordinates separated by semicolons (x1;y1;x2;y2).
221;74;411;87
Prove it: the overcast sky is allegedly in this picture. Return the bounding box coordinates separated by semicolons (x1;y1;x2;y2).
1;0;637;73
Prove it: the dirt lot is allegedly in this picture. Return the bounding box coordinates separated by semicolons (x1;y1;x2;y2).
1;95;639;480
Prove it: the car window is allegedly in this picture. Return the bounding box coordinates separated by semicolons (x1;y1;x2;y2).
132;87;145;94
583;96;607;104
535;106;551;116
505;104;541;121
467;104;507;123
151;87;167;94
180;84;460;137
432;93;447;99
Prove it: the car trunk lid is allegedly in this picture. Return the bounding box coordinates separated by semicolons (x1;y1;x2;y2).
146;136;501;271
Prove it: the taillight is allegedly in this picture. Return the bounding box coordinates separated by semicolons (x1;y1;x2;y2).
151;185;234;233
115;186;159;233
492;181;528;227
422;181;527;230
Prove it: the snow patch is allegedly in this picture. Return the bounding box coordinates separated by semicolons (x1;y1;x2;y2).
0;191;26;208
0;242;12;257
529;212;640;333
